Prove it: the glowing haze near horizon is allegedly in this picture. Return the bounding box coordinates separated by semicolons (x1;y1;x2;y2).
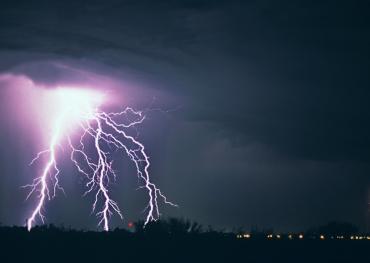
15;82;176;231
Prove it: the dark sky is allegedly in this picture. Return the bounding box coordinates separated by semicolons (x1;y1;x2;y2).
0;0;369;231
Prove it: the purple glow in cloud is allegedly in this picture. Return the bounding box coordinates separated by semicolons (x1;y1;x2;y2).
0;73;176;231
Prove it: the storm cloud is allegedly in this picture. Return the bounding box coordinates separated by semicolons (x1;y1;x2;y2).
0;0;369;231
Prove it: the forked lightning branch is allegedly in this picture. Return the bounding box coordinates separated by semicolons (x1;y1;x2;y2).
23;88;176;231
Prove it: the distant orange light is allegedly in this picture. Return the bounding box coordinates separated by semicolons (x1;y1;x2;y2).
128;222;134;228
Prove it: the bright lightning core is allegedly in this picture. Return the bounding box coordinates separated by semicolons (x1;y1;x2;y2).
24;87;176;231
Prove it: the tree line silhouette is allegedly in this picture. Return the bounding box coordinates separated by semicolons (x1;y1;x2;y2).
0;218;369;262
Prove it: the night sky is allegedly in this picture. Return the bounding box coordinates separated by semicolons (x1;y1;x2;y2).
0;0;369;232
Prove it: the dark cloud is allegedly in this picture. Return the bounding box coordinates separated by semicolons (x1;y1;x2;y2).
0;0;369;230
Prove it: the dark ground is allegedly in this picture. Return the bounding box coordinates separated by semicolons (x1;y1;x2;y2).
1;224;369;263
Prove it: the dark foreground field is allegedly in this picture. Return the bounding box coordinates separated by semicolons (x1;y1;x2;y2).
1;226;370;263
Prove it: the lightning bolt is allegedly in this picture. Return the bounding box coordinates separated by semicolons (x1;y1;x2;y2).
24;89;176;231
